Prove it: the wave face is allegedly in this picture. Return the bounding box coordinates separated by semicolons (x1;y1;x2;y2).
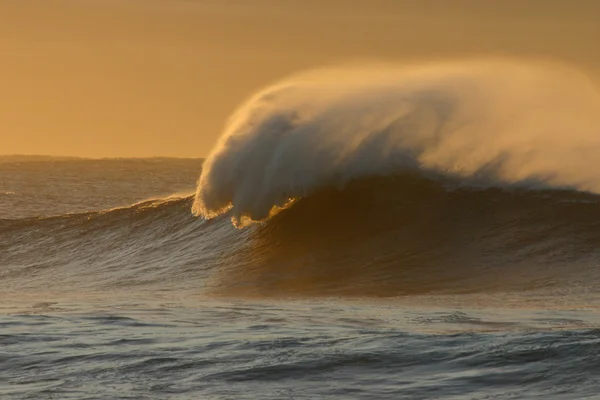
0;197;215;291
6;174;600;301
210;174;600;298
193;60;600;226
3;175;600;301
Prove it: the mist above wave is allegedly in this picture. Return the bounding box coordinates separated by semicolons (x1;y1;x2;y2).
193;59;600;226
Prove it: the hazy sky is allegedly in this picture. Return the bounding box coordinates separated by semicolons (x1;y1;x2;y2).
1;0;599;158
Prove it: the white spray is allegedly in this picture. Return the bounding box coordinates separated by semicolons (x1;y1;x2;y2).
193;59;600;226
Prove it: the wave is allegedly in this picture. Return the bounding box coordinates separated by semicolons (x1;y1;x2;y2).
0;196;220;290
210;174;600;297
193;59;600;226
5;59;600;301
3;176;600;299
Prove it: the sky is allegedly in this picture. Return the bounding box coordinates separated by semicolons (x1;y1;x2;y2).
1;0;599;158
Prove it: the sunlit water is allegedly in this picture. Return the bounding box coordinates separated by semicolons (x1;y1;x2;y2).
1;158;600;399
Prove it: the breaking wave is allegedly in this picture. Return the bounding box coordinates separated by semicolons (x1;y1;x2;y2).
193;59;600;226
4;59;600;301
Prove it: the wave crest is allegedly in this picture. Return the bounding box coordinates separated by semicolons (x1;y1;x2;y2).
193;59;600;226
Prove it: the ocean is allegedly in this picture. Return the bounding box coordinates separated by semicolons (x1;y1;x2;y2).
3;60;600;399
1;157;600;400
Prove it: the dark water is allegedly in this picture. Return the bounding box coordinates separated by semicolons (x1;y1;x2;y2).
1;158;600;399
3;302;600;400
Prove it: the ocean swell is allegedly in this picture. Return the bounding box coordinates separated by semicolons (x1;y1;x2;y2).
3;175;600;298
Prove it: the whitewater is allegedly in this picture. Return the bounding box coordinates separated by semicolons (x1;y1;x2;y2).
2;60;600;399
194;59;600;225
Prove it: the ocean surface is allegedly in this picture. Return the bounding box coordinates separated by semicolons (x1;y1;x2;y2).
1;156;600;400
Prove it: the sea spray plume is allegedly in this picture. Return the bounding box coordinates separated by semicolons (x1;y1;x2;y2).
193;60;600;226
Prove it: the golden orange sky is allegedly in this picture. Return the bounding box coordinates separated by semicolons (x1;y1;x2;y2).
1;0;599;158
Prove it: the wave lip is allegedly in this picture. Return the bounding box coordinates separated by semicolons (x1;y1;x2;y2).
193;59;600;226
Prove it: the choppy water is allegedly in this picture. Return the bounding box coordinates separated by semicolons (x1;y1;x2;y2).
1;157;600;399
3;297;600;400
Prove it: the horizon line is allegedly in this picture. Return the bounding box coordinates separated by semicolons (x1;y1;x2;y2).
0;154;205;161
